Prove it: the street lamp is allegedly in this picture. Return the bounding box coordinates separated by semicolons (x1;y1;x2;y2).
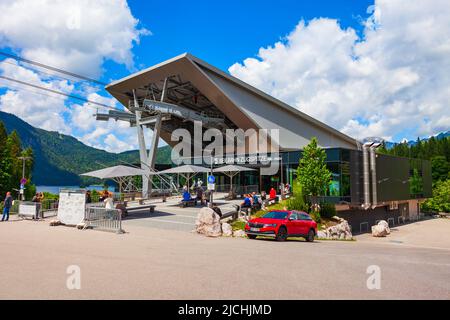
18;156;32;200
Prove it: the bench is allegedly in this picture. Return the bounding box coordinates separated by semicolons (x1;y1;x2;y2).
125;204;155;216
181;198;198;207
266;197;279;206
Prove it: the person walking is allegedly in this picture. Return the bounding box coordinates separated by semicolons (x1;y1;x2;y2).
2;192;13;221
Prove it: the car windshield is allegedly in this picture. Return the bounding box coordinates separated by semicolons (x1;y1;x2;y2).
263;211;288;219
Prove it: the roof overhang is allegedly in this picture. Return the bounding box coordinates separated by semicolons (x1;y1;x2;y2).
105;53;360;151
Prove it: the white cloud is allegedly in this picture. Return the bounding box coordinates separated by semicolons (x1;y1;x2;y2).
229;0;450;141
0;0;149;152
0;0;149;76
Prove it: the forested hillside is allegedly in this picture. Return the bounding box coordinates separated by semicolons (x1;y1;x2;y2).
0;111;172;185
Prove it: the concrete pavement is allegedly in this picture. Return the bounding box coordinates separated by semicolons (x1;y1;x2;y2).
0;216;449;299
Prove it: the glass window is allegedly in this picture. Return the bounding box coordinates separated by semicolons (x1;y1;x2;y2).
263;211;288;219
300;214;312;221
289;213;298;220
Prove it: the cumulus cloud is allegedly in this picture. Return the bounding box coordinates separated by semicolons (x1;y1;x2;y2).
0;0;149;76
0;0;149;152
229;0;450;141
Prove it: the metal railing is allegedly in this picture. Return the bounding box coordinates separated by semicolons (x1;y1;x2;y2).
40;199;58;217
85;207;124;234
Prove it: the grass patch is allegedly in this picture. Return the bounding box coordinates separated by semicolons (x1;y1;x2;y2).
230;220;246;231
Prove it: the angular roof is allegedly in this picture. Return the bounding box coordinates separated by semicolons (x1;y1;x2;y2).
106;53;360;150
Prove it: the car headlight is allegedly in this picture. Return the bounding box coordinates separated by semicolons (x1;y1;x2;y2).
263;223;277;227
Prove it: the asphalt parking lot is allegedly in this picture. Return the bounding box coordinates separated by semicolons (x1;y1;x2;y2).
0;214;448;299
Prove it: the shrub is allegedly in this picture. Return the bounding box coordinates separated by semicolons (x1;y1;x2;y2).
319;202;336;219
286;196;309;212
310;211;321;223
421;179;450;213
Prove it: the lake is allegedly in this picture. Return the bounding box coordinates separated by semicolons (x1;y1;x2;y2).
36;185;116;195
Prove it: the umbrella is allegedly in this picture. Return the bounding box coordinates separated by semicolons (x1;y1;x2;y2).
81;165;149;179
157;164;210;189
81;165;153;193
213;165;256;197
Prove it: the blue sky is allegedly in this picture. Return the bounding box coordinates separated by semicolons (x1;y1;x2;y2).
0;0;449;152
123;0;373;76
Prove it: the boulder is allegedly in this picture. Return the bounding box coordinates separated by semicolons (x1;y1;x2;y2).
377;220;391;234
76;222;87;230
221;222;233;237
372;224;389;237
316;230;328;238
195;207;222;237
49;219;61;226
322;218;353;240
233;229;247;238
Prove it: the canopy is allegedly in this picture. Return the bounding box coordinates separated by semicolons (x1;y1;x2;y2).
80;165;149;179
213;165;256;173
158;164;210;175
158;164;210;190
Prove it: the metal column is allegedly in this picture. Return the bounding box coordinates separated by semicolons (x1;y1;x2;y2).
369;147;378;208
362;145;371;209
133;90;150;198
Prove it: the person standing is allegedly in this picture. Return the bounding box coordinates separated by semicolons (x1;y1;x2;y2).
2;192;13;221
104;193;114;210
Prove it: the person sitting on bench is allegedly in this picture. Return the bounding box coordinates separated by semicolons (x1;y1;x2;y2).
182;186;192;202
269;187;276;200
252;192;261;210
241;194;253;208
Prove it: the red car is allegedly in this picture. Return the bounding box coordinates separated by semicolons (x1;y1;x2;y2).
245;210;317;242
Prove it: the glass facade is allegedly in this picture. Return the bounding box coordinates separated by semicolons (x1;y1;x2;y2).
277;148;351;203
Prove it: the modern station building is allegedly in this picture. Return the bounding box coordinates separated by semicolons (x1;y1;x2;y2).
101;53;432;230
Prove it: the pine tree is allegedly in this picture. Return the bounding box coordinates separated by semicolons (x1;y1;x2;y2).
296;137;332;206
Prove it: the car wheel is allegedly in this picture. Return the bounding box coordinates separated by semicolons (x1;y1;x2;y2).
247;234;257;240
276;226;288;241
306;229;315;242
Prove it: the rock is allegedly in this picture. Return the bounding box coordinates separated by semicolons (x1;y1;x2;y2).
49;219;61;226
233;229;247;238
344;231;353;240
195;207;222;237
377;220;391;234
76;222;87;230
221;222;233;237
372;224;388;237
322;218;353;240
316;230;328;238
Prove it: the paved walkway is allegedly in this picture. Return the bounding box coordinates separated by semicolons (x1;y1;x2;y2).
0;216;448;299
122;193;240;232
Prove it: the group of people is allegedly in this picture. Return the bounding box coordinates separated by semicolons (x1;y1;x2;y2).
241;186;283;211
182;183;207;206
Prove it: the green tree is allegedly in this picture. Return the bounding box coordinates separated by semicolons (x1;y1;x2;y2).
421;180;450;213
0;123;36;200
297;137;331;207
431;156;449;182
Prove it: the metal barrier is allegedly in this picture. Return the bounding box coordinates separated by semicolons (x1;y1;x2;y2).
40;199;58;217
85;207;124;234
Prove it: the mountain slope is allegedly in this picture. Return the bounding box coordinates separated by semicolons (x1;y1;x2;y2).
0;111;171;185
